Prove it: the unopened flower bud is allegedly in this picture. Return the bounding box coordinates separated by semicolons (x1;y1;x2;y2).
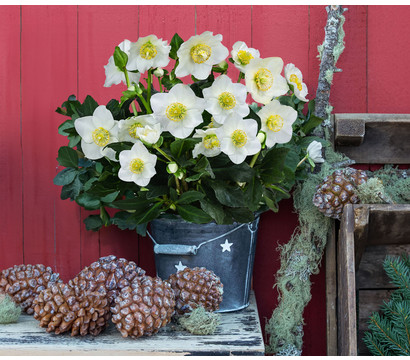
135;84;143;96
257;131;266;144
170;203;177;211
153;67;164;77
128;85;136;92
167;162;178;174
217;60;228;71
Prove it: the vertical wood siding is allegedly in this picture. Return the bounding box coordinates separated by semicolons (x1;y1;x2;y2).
1;5;409;355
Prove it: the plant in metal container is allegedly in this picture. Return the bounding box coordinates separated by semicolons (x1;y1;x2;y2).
54;32;323;311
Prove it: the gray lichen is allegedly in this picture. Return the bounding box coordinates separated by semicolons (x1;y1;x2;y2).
178;307;220;335
0;293;21;324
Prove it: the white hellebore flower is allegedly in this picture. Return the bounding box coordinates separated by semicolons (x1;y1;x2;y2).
136;123;162;145
175;31;229;80
231;41;260;73
245;57;289;105
104;39;141;87
284;63;308;102
150;84;205;139
307;141;324;163
192;128;221;158
118;114;158;143
118;141;157;187
215;114;261;164
202;74;249;125
258;99;297;148
74;105;119;161
127;35;171;74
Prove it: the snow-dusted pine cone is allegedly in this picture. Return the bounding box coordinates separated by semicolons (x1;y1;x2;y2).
68;255;146;303
33;282;110;336
313;167;368;219
167;267;223;315
0;264;61;314
110;276;175;338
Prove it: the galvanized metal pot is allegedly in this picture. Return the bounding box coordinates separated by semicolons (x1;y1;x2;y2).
149;215;260;312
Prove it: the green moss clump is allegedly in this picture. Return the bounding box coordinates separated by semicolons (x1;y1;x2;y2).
178;307;220;335
0;294;21;324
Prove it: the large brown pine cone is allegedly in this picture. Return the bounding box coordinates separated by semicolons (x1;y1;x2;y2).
313;167;368;220
0;264;61;314
167;267;223;315
33;282;110;336
110;276;175;338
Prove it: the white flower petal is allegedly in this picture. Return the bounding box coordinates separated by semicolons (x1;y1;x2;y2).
75;116;96;143
93;105;115;129
81;140;103;160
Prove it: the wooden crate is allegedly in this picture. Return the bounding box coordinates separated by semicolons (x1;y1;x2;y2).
326;113;410;356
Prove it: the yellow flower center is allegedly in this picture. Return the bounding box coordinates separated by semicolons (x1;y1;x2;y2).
92;127;110;147
140;41;157;60
218;92;236;110
203;134;220;149
128;122;143;139
231;129;247;148
266;115;284;132
129;158;145;174
190;43;212;64
289;74;303;91
254;68;274;91
237;50;253;65
166;102;187;122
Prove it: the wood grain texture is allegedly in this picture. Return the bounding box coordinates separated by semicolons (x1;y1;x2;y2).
0;6;23;269
0;291;264;356
21;6;80;281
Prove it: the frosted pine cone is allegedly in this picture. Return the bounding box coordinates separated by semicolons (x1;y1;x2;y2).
313;167;368;219
167;267;223;315
0;264;61;314
111;276;175;338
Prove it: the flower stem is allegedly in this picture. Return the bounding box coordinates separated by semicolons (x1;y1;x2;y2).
153;144;173;162
137;92;152;114
159;77;163;92
175;176;182;194
124;69;138;115
297;155;308;168
237;72;244;83
249;151;260;168
147;68;153;104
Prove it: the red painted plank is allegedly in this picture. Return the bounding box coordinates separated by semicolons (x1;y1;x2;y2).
78;5;140;265
368;6;410;113
0;6;23;270
21;6;80;281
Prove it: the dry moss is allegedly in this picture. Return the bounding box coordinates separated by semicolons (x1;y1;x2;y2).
0;293;21;324
178;307;220;335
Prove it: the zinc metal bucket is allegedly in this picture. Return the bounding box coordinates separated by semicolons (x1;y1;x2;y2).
148;215;260;312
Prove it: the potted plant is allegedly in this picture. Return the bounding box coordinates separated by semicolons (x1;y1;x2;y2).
54;32;324;311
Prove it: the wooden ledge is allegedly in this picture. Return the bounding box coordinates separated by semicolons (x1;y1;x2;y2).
0;291;264;356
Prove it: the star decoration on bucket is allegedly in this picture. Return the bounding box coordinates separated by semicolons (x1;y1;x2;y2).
220;239;233;252
175;261;187;272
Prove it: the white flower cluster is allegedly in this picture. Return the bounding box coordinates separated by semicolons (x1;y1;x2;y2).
74;31;310;187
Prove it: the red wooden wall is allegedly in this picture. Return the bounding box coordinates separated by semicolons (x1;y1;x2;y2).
1;5;410;355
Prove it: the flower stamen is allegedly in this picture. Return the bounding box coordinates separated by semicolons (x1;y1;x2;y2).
128;122;143;139
266;115;284;132
166;102;188;122
140;41;157;60
254;68;274;91
218;92;236;110
237;50;253;65
129;158;145;174
92;127;110;147
203;134;220;149
190;43;212;64
289;74;303;91
231;129;247;148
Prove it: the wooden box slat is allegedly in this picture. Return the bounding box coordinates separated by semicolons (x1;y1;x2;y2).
0;291;265;356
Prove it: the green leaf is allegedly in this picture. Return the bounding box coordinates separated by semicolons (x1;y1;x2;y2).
130;201;163;225
145;185;168;199
259;147;289;184
301;114;324;135
68;134;81;148
100;190;120;203
177;191;205;204
170;138;199;160
104;141;133;154
262;188;279;212
169;187;178;202
54;168;78;186
211;181;246;208
244;177;263;212
57;146;78;168
84;215;103;231
193;156;215;178
56;95;81;117
185;172;205;183
200;198;226;224
76;95;99;117
212;162;255;183
58;119;76;136
111;198;152;211
176;204;212;224
169;33;184;60
99;206;111;226
75;193;101;210
113;46;128;70
60;176;82;200
226;207;255;223
111;211;137;230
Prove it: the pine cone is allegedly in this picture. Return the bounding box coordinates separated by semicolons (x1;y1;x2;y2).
0;264;61;314
68;255;146;304
313;167;368;219
110;276;175;338
167;267;223;315
33;282;110;336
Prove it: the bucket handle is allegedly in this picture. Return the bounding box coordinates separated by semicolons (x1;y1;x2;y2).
147;222;250;256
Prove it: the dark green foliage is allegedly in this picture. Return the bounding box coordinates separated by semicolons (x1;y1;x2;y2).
363;254;410;356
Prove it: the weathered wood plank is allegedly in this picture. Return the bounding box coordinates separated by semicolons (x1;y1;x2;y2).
356;244;410;289
357;289;393;355
337;204;357;356
334;114;410;164
353;205;370;270
0;292;264;356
